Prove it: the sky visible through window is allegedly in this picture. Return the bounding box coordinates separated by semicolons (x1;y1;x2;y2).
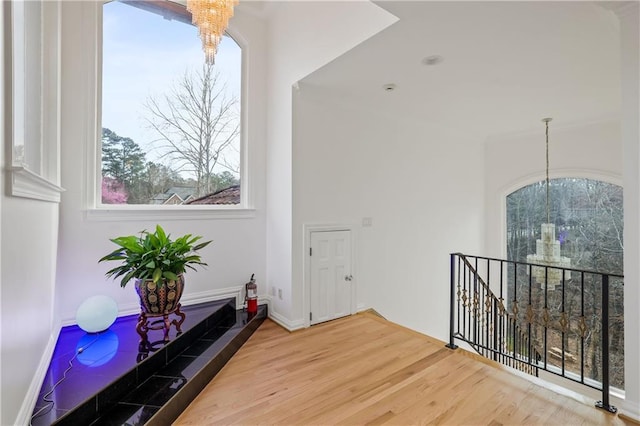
102;1;241;166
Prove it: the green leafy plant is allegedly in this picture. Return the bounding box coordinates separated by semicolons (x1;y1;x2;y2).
99;224;212;288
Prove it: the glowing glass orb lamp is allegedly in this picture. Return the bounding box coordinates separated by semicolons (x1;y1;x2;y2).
76;295;118;333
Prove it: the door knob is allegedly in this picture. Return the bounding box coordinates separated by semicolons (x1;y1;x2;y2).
345;275;353;281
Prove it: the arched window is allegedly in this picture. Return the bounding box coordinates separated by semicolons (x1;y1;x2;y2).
506;177;624;390
506;178;623;274
100;1;242;206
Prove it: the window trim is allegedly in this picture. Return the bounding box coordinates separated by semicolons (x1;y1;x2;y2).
7;0;64;203
85;205;256;222
87;0;249;215
501;170;623;260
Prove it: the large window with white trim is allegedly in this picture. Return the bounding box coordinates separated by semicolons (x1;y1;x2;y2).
506;177;624;390
507;178;623;273
101;0;242;206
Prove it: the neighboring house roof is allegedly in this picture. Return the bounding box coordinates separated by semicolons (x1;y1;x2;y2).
162;193;189;205
152;187;196;205
187;185;240;205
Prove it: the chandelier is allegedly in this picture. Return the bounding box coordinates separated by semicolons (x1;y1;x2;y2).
186;0;238;64
526;118;571;290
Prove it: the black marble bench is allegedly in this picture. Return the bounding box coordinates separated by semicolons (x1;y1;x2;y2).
31;298;267;426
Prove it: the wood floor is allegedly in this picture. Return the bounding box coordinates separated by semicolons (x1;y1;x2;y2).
175;313;630;425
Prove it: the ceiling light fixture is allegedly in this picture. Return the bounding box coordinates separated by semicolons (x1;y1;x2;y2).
526;118;571;290
422;55;444;66
186;0;238;64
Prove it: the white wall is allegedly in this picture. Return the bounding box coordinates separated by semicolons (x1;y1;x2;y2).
292;85;485;341
617;1;640;420
1;200;59;426
264;1;397;328
484;120;623;259
0;1;394;421
54;1;268;322
3;1;632;423
484;4;640;418
0;2;61;423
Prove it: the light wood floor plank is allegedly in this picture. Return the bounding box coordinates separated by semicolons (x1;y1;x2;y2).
174;313;630;426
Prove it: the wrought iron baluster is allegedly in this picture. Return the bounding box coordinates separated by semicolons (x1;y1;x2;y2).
580;271;586;384
527;263;533;368
543;266;548;369
499;260;505;365
485;258;491;357
596;275;616;413
560;271;567;376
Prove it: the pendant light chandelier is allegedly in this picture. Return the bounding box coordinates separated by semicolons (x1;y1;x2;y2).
526;118;571;290
186;0;238;64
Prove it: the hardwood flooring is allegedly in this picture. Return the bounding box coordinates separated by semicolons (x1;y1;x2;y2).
175;313;630;425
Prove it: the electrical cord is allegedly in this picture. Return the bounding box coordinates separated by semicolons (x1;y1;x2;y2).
29;332;102;425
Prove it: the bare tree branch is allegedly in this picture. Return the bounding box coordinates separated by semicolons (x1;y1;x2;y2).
145;64;240;196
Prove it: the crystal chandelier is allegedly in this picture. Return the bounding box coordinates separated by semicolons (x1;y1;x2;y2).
186;0;238;64
526;118;571;290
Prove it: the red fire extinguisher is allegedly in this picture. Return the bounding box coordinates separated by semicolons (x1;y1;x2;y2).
245;274;258;314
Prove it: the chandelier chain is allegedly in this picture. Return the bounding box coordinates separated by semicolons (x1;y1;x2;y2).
544;118;552;224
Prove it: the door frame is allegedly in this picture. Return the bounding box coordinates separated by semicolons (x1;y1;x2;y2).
303;223;357;328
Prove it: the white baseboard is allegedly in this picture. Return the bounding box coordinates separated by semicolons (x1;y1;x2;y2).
115;286;244;317
17;323;62;426
181;285;244;309
268;310;306;331
60;286;246;326
619;405;640;423
259;295;272;304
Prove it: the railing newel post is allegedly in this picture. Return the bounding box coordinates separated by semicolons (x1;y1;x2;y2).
446;253;458;350
595;274;616;413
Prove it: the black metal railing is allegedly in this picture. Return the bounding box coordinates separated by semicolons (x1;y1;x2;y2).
446;253;623;413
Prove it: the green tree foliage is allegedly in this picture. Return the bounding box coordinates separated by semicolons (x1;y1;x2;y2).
101;127;238;204
207;171;240;193
139;162;186;203
102;128;148;203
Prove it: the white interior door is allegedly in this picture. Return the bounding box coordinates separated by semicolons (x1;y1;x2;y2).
310;230;352;325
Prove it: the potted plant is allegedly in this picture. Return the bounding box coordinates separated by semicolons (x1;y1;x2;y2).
99;224;212;317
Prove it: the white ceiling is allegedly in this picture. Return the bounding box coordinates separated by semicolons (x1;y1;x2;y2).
300;1;621;139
